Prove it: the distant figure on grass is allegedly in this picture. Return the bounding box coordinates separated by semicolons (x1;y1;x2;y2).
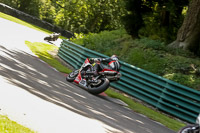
44;32;61;44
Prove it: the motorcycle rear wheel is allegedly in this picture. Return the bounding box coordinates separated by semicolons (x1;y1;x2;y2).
178;124;199;133
66;70;78;82
88;78;110;95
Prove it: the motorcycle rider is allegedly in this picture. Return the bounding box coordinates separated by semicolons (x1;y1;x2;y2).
89;55;121;76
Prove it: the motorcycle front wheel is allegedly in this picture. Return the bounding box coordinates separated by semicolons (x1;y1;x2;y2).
88;78;110;95
178;124;199;133
66;70;79;82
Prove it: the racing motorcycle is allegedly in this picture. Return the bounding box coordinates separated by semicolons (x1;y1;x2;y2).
178;116;200;133
66;58;121;95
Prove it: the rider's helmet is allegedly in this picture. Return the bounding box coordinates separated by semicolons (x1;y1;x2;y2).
111;55;119;61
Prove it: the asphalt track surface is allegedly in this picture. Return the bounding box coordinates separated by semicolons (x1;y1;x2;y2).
0;17;176;133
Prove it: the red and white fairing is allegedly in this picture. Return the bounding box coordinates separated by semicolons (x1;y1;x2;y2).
74;58;90;86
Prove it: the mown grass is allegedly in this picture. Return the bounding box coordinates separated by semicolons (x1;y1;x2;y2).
0;115;35;133
0;12;51;35
105;89;185;131
0;12;68;40
25;41;72;74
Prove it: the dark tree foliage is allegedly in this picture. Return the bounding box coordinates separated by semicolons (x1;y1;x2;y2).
122;0;145;38
155;0;189;27
18;0;40;17
123;0;189;41
155;0;189;42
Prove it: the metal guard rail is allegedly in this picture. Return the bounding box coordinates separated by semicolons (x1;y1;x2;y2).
58;39;200;123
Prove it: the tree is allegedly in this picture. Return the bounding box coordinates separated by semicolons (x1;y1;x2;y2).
122;0;144;38
49;0;126;33
0;0;19;8
154;0;188;27
169;0;200;55
122;0;189;41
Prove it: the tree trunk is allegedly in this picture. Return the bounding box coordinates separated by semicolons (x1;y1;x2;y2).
168;0;200;54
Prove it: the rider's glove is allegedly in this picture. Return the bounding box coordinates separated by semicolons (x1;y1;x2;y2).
94;58;102;62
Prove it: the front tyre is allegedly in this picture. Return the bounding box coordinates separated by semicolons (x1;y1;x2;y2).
88;78;110;95
66;70;78;82
178;124;199;133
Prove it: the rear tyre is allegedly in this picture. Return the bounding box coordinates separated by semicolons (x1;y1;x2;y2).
66;70;78;82
88;78;110;95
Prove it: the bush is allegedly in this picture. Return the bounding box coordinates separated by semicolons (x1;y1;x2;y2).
72;29;128;55
135;38;166;50
163;73;200;89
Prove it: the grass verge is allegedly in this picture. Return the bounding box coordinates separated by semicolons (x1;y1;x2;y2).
105;89;185;131
0;12;51;35
25;41;72;74
0;115;35;133
0;12;68;40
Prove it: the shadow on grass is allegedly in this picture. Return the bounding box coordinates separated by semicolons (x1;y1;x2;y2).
25;41;72;74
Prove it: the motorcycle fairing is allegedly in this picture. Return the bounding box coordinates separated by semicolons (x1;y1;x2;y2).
74;72;87;86
74;58;91;86
101;68;116;72
74;72;82;84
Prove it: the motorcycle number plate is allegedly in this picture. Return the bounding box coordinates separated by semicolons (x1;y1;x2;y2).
79;79;87;86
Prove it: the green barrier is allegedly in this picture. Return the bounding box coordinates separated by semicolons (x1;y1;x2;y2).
58;39;200;123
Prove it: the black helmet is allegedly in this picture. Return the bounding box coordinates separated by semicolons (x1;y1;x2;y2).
111;55;118;60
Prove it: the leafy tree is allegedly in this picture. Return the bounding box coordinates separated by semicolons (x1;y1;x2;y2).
49;0;126;33
39;0;56;23
0;0;19;8
0;0;40;17
18;0;40;17
1;0;126;33
169;0;200;55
